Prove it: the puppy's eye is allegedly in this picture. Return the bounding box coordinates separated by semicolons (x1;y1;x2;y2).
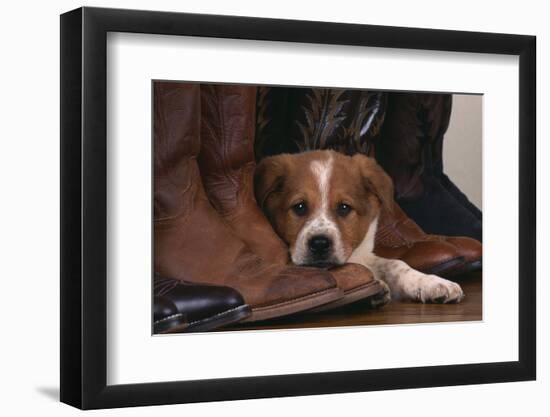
292;202;308;216
336;203;352;217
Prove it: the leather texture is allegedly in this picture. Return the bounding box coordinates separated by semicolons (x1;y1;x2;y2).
153;82;342;322
312;263;391;311
424;235;482;265
375;202;482;274
398;175;483;242
198;84;289;265
153;296;180;323
330;263;389;304
154;275;249;324
439;172;482;220
376;93;482;241
153;296;187;334
374;202;466;274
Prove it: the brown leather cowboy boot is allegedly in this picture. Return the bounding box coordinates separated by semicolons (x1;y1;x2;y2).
374;93;482;272
374;202;477;276
376;203;481;277
153;82;343;322
198;84;289;265
198;84;387;310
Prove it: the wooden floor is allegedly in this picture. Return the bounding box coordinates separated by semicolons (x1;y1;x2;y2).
224;271;482;332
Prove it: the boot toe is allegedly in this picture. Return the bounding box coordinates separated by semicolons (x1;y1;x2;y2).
398;240;465;275
328;263;375;291
237;266;343;322
153;296;187;334
234;265;338;308
262;266;337;305
153;296;179;322
307;263;387;313
442;236;482;264
161;281;247;324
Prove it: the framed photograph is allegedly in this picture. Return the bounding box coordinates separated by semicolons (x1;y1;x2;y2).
60;6;536;409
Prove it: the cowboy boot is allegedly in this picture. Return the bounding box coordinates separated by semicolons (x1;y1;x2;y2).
260;87;471;276
153;296;188;334
376;93;482;241
255;87;387;159
255;86;293;160
154;274;251;332
198;84;288;265
198;84;387;310
429;97;482;220
375;202;481;277
153;82;343;322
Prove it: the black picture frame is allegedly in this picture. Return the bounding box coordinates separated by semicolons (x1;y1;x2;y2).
60;6;536;410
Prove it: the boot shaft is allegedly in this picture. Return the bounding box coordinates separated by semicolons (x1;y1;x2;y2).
154;82;202;220
255;87;387;159
198;84;257;216
199;84;257;171
198;84;290;264
375;92;452;199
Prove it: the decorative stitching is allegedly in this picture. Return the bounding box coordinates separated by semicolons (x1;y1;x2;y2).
154;313;184;325
186;305;248;326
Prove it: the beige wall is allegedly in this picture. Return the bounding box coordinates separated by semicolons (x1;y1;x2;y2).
443;94;483;209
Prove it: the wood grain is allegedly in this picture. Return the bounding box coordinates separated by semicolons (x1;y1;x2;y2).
223;271;482;331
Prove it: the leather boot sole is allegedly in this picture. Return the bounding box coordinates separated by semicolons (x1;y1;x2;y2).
307;280;386;313
242;287;344;322
160;304;252;333
446;258;482;278
418;257;465;276
154;313;188;334
187;304;252;332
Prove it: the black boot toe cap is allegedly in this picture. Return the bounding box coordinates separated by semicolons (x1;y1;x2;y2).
153;296;187;334
160;281;247;324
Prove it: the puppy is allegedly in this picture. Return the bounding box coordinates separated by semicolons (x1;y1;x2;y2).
255;150;463;303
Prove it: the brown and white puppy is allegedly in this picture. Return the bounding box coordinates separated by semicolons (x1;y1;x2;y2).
255;150;463;303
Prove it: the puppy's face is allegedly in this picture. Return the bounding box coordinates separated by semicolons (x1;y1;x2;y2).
255;150;393;266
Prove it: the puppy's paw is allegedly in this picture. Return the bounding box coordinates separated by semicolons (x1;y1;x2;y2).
416;275;464;304
368;279;391;308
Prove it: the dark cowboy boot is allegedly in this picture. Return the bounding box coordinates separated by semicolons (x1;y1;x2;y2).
257;87;472;276
154;82;343;322
438;173;482;220
255;87;386;159
153;296;188;334
154;275;251;332
429;96;482;221
198;84;387;310
376;93;482;241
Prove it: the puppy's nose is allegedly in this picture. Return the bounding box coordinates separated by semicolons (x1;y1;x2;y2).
308;235;332;255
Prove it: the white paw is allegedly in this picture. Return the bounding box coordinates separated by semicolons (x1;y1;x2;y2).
416;275;464;304
368;279;391;308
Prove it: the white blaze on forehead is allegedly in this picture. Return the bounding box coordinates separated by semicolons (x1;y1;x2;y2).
310;154;333;212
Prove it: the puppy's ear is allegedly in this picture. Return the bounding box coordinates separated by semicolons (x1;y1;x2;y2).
254;155;289;209
353;154;395;212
